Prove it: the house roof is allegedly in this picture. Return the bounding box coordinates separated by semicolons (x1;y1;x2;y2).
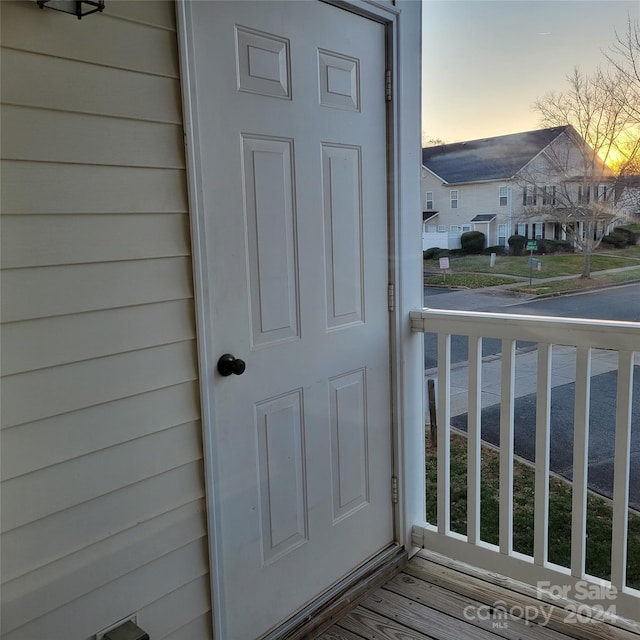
423;211;439;221
470;214;496;222
422;126;570;184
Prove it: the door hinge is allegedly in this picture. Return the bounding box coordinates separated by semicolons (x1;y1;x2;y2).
387;283;395;312
385;69;392;102
391;476;399;504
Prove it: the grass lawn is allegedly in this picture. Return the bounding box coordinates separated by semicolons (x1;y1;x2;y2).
426;432;640;589
425;252;640;279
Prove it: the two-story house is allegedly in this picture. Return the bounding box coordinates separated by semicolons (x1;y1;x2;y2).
421;125;621;251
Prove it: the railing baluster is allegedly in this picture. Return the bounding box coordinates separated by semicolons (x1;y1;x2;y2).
534;343;552;566
571;347;591;578
611;351;634;590
437;333;451;535
467;336;482;544
500;338;515;555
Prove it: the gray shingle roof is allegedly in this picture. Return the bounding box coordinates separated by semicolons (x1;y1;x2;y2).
422;126;570;184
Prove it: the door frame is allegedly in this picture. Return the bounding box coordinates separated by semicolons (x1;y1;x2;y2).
175;1;423;637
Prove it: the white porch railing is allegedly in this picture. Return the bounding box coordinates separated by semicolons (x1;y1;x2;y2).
410;307;640;624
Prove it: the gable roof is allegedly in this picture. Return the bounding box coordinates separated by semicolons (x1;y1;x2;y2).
422;126;570;184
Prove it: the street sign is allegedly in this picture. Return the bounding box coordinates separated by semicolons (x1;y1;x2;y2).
527;241;538;251
439;257;450;270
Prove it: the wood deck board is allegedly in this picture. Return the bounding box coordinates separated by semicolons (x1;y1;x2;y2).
336;605;434;639
383;573;576;640
361;586;498;640
318;555;637;640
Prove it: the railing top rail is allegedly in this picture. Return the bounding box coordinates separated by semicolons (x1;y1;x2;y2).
410;307;640;352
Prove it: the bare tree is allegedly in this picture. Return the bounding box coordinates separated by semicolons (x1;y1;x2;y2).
606;16;640;123
517;67;638;278
606;16;640;212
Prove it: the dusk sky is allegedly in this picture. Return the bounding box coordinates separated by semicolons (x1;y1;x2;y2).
422;0;640;144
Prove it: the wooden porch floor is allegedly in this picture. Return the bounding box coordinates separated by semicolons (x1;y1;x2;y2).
317;553;634;640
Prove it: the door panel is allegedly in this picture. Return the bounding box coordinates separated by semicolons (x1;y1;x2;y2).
188;2;392;637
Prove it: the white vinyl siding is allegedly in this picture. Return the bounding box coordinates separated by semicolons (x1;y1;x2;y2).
0;3;210;640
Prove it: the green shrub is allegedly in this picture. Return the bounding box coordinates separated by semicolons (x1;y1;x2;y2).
508;234;526;256
555;239;574;253
424;247;453;260
613;226;638;245
534;239;550;254
538;238;574;254
482;245;507;255
601;232;628;248
460;230;485;254
423;247;442;260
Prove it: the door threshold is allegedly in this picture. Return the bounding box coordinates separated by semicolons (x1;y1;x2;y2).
260;544;407;640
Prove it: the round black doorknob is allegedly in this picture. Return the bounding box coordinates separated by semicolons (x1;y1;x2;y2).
217;353;246;376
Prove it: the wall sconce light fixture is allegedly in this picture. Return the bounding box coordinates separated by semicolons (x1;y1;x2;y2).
36;0;104;19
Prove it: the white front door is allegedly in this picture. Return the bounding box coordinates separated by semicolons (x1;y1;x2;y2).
185;2;393;637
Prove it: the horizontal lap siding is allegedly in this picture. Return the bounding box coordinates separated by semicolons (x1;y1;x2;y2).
0;2;211;639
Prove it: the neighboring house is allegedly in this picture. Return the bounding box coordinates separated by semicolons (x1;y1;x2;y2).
618;173;640;217
421;126;621;250
0;2;423;640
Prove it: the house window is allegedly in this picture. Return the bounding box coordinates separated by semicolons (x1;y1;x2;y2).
438;225;446;233
597;184;608;201
461;224;472;232
450;190;458;208
542;185;556;205
533;222;543;239
516;223;527;237
450;225;461;234
578;185;591;203
499;186;508;206
427;224;437;233
426;191;434;209
498;223;507;246
523;186;536;206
